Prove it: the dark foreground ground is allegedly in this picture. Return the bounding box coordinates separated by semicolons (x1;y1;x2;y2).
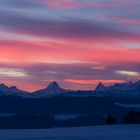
0;125;140;140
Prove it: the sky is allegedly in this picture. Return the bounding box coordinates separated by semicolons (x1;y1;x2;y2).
0;0;140;91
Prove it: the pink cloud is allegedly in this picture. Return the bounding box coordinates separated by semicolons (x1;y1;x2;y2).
64;79;125;87
35;0;79;9
0;39;140;65
34;0;140;10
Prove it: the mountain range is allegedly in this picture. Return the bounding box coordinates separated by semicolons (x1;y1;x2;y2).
95;81;140;92
0;80;140;98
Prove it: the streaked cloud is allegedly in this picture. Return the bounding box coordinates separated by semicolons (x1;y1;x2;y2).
116;70;140;77
0;0;139;91
0;68;29;78
64;79;125;85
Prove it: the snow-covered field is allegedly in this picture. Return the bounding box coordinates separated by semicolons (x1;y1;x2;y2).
0;125;140;140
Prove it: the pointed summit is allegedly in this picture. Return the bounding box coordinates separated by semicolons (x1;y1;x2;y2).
110;81;134;91
33;81;66;97
0;83;29;97
133;80;140;90
95;82;107;92
0;83;10;93
134;80;140;85
47;81;61;90
0;83;8;88
10;86;18;90
9;86;26;93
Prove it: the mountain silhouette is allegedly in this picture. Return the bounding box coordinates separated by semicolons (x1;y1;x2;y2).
108;81;133;91
0;83;11;93
0;80;140;98
0;84;28;97
33;81;66;97
95;82;107;92
47;81;63;91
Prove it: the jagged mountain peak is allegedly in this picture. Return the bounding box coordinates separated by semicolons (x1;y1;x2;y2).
133;80;140;90
111;81;134;90
9;86;18;89
128;81;134;84
47;81;61;90
0;83;10;93
98;82;105;86
95;82;107;92
33;81;65;97
0;83;8;87
9;86;27;94
0;83;28;96
135;80;140;85
9;86;21;92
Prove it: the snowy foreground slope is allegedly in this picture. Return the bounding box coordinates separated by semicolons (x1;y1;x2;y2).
0;125;140;140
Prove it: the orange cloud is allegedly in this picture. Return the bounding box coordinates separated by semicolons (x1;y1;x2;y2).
64;79;125;85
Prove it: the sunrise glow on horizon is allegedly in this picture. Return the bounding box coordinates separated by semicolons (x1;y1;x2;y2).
0;0;140;91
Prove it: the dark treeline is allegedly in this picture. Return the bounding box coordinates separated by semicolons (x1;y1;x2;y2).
0;95;140;128
0;114;98;129
0;111;140;129
123;110;140;124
